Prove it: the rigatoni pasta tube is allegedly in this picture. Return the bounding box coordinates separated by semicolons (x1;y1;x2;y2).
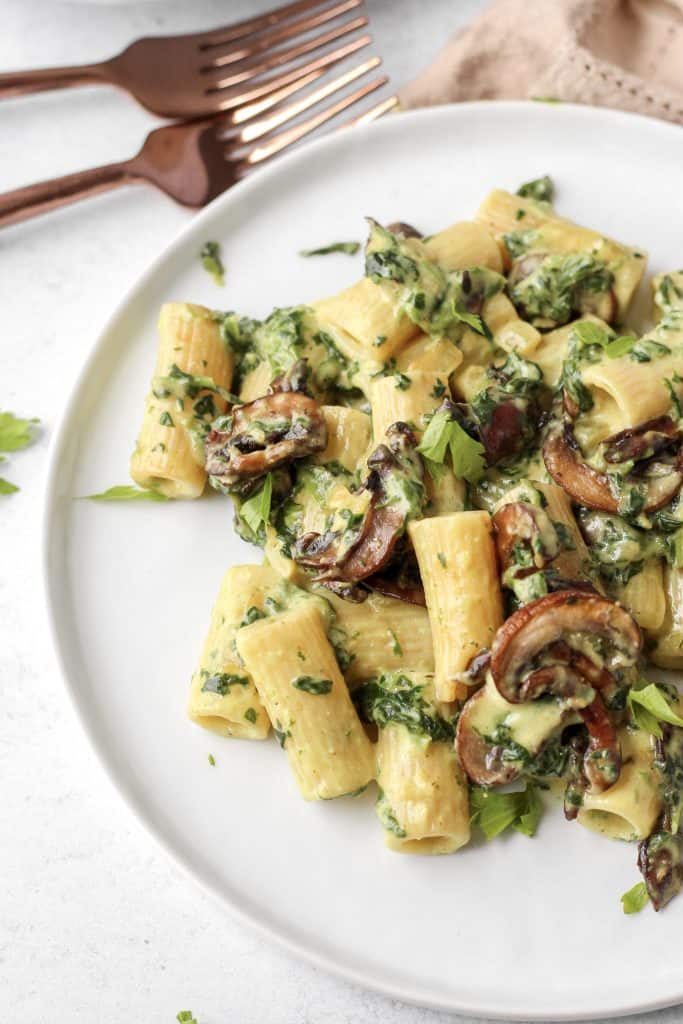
374;672;469;854
370;371;443;442
318;588;435;685
578;727;661;841
614;560;666;632
649;567;683;668
131;303;233;498
313;406;371;471
236;604;375;800
409;511;503;701
187;564;275;740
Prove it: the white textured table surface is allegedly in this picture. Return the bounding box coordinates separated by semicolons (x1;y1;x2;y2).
1;3;681;1023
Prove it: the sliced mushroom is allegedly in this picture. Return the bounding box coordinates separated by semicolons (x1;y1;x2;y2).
653;723;683;835
386;221;422;239
490;590;641;705
455;687;525;787
493;501;560;577
205;391;326;486
544;414;683;514
363;575;426;606
479;401;532;463
294;422;426;594
638;831;683;911
579;693;621;792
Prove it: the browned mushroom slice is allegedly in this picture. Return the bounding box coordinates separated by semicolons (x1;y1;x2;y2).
493;501;560;576
579;693;621;792
386;221;422;239
363;575;426;606
490;590;641;705
544;414;683;514
205;391;326;486
455;687;524;787
638;831;683;911
478;401;531;463
294;422;426;594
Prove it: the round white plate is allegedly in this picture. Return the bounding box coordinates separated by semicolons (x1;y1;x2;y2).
44;102;683;1020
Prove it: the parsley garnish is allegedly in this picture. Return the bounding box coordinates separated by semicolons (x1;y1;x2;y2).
437;552;447;568
84;485;169;502
571;320;610;349
159;411;175;427
516;175;554;203
208;754;215;766
470;784;543;840
176;1013;198;1024
201;672;249;696
393;371;411;391
621;882;649;915
292;675;333;695
299;241;360;257
430;380;446;399
0;410;40;495
200;241;224;286
387;629;402;656
605;335;636;359
239;473;273;536
244;708;258;724
627;681;683;738
0;478;19;495
417;408;486;483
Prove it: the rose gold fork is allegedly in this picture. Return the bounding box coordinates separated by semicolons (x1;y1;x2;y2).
0;60;397;229
0;0;370;118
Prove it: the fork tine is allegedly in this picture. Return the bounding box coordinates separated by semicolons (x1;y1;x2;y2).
201;0;363;65
213;33;371;112
235;56;381;141
197;0;346;49
206;15;368;92
236;74;387;168
340;94;399;128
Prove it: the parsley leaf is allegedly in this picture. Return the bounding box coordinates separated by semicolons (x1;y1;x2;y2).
516;175;554;203
417;409;486;483
176;1013;198;1024
605;335;636;359
84;485;169;502
628;682;683;738
0;411;39;452
0;477;19;495
292;675;333;695
621;882;649;915
200;241;224;286
299;241;360;257
239;473;273;535
470;784;543;840
571;320;610;349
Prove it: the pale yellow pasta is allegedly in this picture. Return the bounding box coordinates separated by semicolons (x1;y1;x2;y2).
236;604;375;800
578;727;661;841
409;512;504;701
534;481;594;584
314;406;372;471
370;370;442;442
313;221;504;361
475;189;646;317
649;567;683;668
187;564;275;739
131;303;233;499
581;317;683;435
532;316;609;388
614;560;667;632
318;588;434;685
238;359;273;402
375;674;470;854
396;333;463;377
465;674;573;753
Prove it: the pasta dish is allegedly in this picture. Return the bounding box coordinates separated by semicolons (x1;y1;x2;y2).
126;177;683;914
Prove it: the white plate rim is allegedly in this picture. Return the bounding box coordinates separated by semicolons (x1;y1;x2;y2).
42;101;683;1021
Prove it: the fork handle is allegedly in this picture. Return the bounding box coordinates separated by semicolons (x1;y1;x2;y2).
0;161;137;228
0;61;111;99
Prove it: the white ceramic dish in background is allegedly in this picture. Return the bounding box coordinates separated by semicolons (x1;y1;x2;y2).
44;103;683;1020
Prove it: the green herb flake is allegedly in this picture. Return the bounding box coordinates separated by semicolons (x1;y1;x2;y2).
388;629;403;657
470;784;543;840
621;881;649;915
292;675;333;695
605;335;636;359
159;411;175;427
437;551;447;568
628;682;683;738
515;208;526;220
208;754;216;766
0;411;40;451
516;175;554;203
393;371;411;391
176;1012;198;1024
531;96;561;104
417;409;486;483
430;380;446;399
572;320;610;349
0;477;19;495
299;241;360;257
239;473;273;536
84;485;169;503
200;240;225;286
244;708;258;724
201;672;249;696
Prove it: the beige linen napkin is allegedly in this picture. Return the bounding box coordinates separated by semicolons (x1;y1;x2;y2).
399;0;683;126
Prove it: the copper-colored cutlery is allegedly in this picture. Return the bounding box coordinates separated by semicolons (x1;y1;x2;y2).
0;0;397;228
